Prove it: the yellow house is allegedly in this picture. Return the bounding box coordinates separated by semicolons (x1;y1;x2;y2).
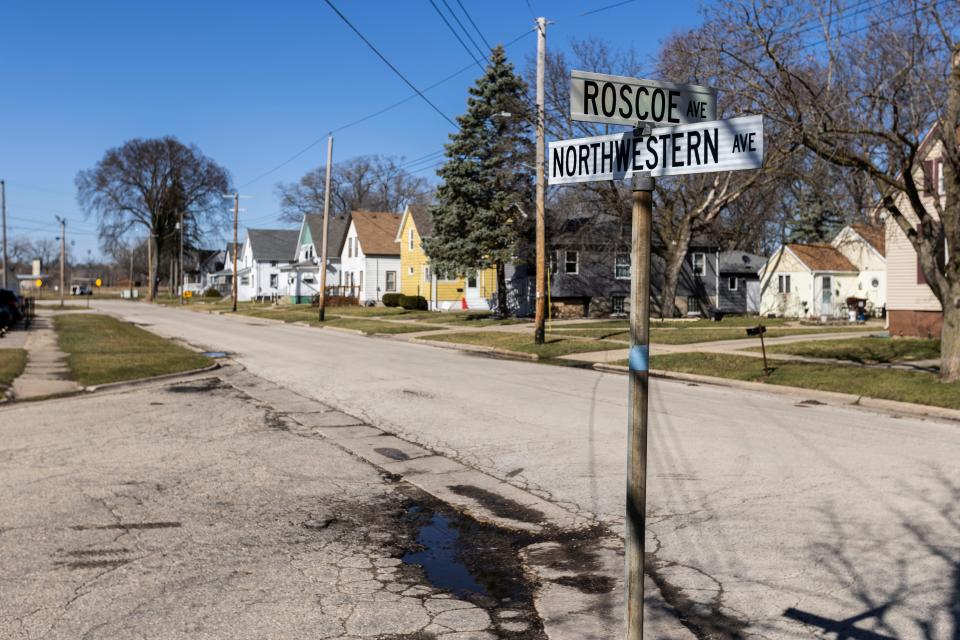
395;204;498;311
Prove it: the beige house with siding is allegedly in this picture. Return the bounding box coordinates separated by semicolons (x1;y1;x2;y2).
884;126;947;338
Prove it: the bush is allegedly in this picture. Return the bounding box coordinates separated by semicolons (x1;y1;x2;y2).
399;294;428;310
202;286;221;298
382;293;402;307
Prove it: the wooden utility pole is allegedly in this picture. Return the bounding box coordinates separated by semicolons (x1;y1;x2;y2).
56;216;66;309
626;174;654;640
318;135;334;322
231;193;239;312
179;211;185;305
533;16;547;343
1;180;7;290
129;244;134;299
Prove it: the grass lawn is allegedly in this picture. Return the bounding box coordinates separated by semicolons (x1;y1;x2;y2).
422;331;625;359
0;349;27;386
757;337;940;364
551;325;874;345
54;314;211;386
34;303;92;311
644;352;960;410
322;318;429;334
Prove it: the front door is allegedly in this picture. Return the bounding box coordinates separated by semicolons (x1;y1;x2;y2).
465;273;479;299
746;280;760;313
820;275;833;316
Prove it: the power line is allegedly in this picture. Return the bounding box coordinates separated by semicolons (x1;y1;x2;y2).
454;0;492;51
429;0;484;70
238;27;533;189
440;0;487;60
322;0;458;129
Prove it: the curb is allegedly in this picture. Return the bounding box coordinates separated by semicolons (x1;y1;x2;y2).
408;337;539;361
83;362;222;393
592;362;960;423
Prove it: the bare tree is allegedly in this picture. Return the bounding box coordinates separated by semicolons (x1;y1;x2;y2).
275;155;430;224
710;0;960;380
76;137;231;301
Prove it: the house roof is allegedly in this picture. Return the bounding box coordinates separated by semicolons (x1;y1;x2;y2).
718;251;767;274
849;224;886;257
304;213;349;256
786;243;857;272
408;204;433;238
350;210;402;256
225;242;240;258
246;229;299;262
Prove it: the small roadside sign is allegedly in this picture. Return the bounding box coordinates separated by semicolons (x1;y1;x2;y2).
570;70;717;127
183;290;193;299
35;279;42;288
94;278;102;288
548;114;763;185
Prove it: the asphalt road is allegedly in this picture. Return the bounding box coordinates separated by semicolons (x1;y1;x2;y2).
95;301;960;639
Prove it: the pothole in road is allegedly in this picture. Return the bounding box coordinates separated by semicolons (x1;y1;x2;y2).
399;495;545;639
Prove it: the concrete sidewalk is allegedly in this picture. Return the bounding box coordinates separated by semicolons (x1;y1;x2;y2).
10;312;81;399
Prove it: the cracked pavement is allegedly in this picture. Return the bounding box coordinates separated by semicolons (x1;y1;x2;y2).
0;375;543;639
79;300;960;639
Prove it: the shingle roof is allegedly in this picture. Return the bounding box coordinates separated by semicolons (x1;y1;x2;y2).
787;243;857;272
850;224;885;257
719;251;767;274
351;211;402;256
246;229;299;262
304;214;349;256
408;204;433;238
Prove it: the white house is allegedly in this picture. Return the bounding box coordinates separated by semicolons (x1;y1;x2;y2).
338;210;401;304
235;229;298;302
283;213;348;304
885;124;947;338
831;224;887;311
759;242;860;319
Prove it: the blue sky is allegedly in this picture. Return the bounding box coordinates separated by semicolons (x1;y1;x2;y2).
0;0;702;260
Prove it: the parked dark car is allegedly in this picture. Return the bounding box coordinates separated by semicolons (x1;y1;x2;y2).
0;289;23;329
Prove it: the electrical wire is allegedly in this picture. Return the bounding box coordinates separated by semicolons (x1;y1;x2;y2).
439;0;487;60
454;0;492;51
322;0;458;129
429;0;484;69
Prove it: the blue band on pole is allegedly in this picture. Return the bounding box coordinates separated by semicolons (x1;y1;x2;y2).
628;345;649;372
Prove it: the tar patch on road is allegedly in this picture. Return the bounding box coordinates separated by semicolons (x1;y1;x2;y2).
375;447;410;461
448;485;545;524
399;490;546;639
166;378;223;393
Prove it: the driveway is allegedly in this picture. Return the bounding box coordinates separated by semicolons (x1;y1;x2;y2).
91;300;960;638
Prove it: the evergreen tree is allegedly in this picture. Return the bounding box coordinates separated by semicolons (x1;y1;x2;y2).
787;186;844;243
423;46;534;315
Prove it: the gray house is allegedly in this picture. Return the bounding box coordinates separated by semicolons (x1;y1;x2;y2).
717;251;766;314
511;211;764;318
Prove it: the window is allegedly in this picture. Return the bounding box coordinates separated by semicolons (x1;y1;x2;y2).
871;277;879;289
777;274;791;293
611;295;626;314
408;266;415;276
615;254;630;279
728;277;738;291
686;296;701;315
423;266;431;280
549;251;558;275
359;271;363;289
408;228;414;251
385;271;397;292
270;261;277;267
269;274;278;288
564;250;579;274
240;276;250;286
691;253;706;276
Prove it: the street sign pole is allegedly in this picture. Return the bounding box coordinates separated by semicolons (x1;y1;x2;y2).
626;173;653;640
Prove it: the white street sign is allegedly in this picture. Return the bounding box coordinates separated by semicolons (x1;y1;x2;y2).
570;70;717;127
548;115;763;185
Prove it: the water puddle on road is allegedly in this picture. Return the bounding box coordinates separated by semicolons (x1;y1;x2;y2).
201;351;229;358
401;503;528;605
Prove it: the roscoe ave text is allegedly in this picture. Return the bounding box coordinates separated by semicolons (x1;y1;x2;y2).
548;115;764;185
570;70;718;127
